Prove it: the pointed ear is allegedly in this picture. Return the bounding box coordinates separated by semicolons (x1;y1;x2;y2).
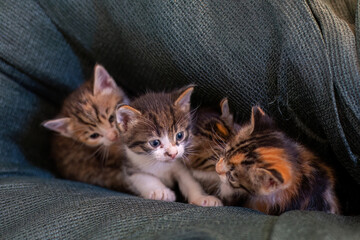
93;64;117;96
116;105;141;132
220;98;233;126
250;106;274;133
255;168;284;195
42;118;72;137
174;85;194;112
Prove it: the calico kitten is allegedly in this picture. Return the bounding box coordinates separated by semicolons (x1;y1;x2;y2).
188;98;239;195
116;86;223;206
42;64;129;191
216;106;340;215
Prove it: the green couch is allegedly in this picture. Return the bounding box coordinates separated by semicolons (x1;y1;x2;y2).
1;0;359;239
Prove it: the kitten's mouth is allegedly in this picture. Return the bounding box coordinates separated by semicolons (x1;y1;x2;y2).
164;157;178;163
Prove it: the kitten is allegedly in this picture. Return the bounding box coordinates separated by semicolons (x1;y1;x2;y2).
187;98;239;196
42;64;130;191
116;86;223;206
215;106;340;215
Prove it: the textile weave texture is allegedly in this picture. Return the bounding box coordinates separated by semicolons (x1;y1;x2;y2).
0;0;359;239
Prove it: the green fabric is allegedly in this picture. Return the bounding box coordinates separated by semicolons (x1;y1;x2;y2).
1;177;360;239
1;0;360;239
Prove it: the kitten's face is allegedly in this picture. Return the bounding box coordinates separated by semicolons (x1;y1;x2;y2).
116;86;194;162
216;106;291;196
67;88;124;147
43;64;129;147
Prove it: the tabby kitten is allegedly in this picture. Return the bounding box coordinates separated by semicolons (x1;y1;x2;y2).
216;106;340;215
42;64;129;191
116;86;222;206
188;98;239;195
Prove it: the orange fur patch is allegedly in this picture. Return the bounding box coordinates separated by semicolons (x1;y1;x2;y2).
255;147;291;184
216;123;229;137
257;107;265;116
229;153;246;165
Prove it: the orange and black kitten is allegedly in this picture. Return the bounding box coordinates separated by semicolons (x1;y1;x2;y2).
215;106;340;215
42;64;129;191
187;98;239;195
116;86;222;206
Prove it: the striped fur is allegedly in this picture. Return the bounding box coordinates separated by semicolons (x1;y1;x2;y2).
117;86;194;158
116;86;223;206
187;98;240;195
216;106;340;215
42;64;130;192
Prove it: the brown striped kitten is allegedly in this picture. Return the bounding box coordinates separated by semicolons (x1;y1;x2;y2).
42;64;129;191
116;86;222;206
215;106;340;215
188;98;239;195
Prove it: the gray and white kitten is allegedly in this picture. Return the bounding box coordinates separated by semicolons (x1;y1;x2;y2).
116;86;223;206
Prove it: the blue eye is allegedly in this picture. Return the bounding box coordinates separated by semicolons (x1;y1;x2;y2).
90;133;100;139
149;139;161;148
176;131;184;141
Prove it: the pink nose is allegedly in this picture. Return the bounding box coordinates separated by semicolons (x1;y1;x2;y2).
106;131;118;142
165;151;178;159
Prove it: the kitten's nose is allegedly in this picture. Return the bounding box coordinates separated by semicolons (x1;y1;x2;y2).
165;151;178;159
216;158;226;175
106;131;118;142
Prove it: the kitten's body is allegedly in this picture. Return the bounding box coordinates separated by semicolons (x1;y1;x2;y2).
116;87;222;206
188;99;239;196
216;106;339;215
53;135;126;190
43;65;129;191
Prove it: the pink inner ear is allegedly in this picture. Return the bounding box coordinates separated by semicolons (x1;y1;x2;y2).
99;76;113;89
43;119;70;135
94;65;116;94
119;113;129;132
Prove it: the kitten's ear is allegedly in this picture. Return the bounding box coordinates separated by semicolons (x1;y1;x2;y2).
116;105;141;132
174;85;195;112
42;118;72;137
93;64;118;96
220;98;233;126
250;106;274;133
255;168;284;195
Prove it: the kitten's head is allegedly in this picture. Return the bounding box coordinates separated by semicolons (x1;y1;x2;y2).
216;106;293;196
190;98;236;169
116;86;194;162
43;64;129;147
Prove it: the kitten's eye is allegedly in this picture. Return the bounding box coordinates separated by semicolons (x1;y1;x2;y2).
108;115;115;123
176;131;184;141
149;139;161;148
90;133;100;139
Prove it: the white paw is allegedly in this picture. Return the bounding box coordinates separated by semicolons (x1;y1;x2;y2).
190;195;223;207
148;188;176;202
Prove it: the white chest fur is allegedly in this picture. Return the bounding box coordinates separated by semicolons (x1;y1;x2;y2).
125;147;176;187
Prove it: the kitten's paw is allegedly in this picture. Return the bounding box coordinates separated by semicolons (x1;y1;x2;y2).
190;195;223;207
148;188;176;202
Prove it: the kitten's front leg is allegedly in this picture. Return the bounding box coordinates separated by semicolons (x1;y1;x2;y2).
174;163;223;207
129;173;176;202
